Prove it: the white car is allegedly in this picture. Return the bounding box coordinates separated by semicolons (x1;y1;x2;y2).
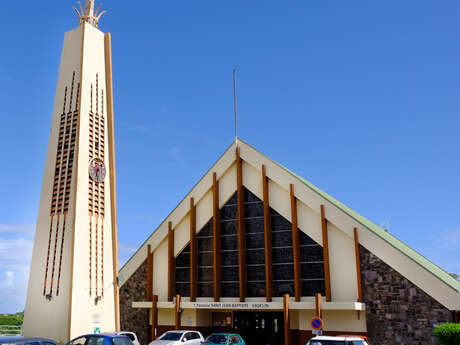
307;335;369;345
148;331;204;345
117;332;141;345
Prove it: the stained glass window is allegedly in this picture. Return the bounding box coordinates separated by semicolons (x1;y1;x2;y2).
220;193;239;297
175;187;325;298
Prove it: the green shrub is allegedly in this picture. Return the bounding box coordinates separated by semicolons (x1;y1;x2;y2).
0;317;19;325
0;312;23;326
434;323;460;345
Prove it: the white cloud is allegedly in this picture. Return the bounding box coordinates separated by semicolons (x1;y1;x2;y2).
118;241;138;268
169;146;185;164
433;228;460;249
417;227;460;277
0;269;28;313
0;237;33;273
0;223;35;234
5;271;14;288
0;237;33;313
118;241;138;254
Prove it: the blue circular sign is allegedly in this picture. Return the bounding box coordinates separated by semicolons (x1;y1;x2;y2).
311;317;323;330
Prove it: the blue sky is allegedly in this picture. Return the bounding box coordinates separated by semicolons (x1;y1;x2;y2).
0;0;459;313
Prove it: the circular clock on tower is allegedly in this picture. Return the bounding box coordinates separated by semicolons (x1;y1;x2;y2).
89;158;106;183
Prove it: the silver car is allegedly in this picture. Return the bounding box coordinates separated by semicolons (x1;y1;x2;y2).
148;331;204;345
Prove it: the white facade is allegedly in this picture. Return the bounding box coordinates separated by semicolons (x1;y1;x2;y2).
23;17;118;343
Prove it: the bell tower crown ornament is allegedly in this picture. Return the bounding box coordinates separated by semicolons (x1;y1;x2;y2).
74;0;106;27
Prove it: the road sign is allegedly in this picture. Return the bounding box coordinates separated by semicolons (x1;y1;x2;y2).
311;317;323;330
312;330;323;335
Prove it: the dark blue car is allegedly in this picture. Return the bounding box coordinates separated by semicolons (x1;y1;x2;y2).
65;333;134;345
0;337;59;345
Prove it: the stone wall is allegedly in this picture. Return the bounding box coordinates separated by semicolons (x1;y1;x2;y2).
360;245;452;345
120;260;150;345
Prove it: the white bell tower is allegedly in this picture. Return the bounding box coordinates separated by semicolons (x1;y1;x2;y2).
23;1;119;342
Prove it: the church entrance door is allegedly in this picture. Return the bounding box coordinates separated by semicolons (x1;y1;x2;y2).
233;311;284;345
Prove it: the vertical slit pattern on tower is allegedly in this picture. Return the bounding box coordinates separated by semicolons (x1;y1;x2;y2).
44;71;78;297
88;73;105;300
95;216;99;297
43;216;54;295
57;79;78;294
101;221;104;297
56;214;67;295
50;71;73;296
44;71;79;297
89;217;93;296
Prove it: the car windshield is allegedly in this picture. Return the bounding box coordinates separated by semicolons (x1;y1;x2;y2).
205;335;227;344
87;337;104;345
159;333;183;341
112;338;134;345
308;341;346;345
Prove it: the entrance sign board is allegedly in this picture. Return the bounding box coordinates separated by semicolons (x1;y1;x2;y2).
134;300;366;311
311;317;323;330
191;302;279;310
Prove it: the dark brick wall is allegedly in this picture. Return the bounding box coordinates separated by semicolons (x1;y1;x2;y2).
120;260;149;345
360;245;452;345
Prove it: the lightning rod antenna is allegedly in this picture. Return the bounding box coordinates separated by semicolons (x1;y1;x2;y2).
233;69;238;143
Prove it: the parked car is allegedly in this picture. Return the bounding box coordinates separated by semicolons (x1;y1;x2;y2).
337;335;370;344
203;334;245;345
66;333;134;345
148;331;204;345
115;333;140;345
307;336;369;345
0;337;59;345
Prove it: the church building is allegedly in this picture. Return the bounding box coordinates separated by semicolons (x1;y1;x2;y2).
119;139;460;345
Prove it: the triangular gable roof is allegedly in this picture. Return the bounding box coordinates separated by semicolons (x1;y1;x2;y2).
119;139;460;309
